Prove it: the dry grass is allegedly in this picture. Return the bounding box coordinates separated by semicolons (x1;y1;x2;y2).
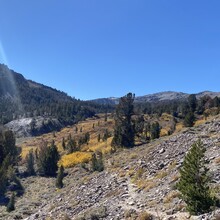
137;211;153;220
155;170;168;179
168;160;177;171
160;113;173;121
163;191;180;203
133;168;145;180
170;173;180;183
160;128;168;137
175;123;183;132
129;153;138;159
83;137;113;154
127;169;135;177
214;157;220;164
194;118;206;126
21;146;37;159
136;179;157;191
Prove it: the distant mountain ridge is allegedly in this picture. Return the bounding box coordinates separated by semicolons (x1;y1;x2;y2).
91;91;220;105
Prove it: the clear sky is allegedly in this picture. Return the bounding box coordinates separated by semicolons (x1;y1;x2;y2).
0;1;220;100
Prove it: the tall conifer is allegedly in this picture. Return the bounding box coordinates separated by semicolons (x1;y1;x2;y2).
177;140;215;215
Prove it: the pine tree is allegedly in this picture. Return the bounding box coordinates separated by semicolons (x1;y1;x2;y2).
111;93;135;148
47;141;59;176
188;94;197;112
7;193;15;212
84;132;90;144
37;140;59;177
91;151;104;172
177;140;215;215
62;137;66;150
56;165;64;189
67;137;77;154
25;149;35;176
134;115;145;136
184;112;195;127
150;122;160;139
104;112;108;122
97;134;101;142
102;129;109;142
0;130;20;196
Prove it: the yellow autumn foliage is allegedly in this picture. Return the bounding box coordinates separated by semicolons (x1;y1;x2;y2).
59;151;92;168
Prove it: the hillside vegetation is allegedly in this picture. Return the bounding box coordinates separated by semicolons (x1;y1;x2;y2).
1;113;220;219
1;66;220;220
0;64;112;126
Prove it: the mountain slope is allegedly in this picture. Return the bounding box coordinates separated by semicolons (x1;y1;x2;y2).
1;115;220;219
0;64;111;135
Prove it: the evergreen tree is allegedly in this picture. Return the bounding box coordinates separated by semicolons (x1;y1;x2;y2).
30;118;36;134
144;122;151;140
1;130;19;165
184;112;195;127
150;122;160;139
177;140;215;215
188;94;197;112
0;155;11;196
91;151;104;172
56;165;64;189
134;115;145;136
84;132;90;144
7;193;15;212
62;137;66;150
111;93;135;148
0;130;21;196
102;129;109;142
25;149;35;176
104;112;108;122
37;141;59;176
97;134;101;142
67;137;77;154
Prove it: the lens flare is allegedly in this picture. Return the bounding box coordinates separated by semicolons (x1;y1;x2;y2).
0;41;8;64
0;40;24;116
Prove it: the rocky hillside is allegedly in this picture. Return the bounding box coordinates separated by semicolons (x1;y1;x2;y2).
5;116;63;138
1;116;220;220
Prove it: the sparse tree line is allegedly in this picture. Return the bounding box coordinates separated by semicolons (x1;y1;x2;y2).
111;93;220;150
136;94;220;127
111;93;163;149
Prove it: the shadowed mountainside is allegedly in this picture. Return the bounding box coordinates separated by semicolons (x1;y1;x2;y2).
0;64;112;129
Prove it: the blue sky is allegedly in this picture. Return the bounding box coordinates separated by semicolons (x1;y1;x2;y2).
0;1;220;100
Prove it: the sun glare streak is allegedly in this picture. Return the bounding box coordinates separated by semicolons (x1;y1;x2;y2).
0;39;24;116
0;41;8;64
